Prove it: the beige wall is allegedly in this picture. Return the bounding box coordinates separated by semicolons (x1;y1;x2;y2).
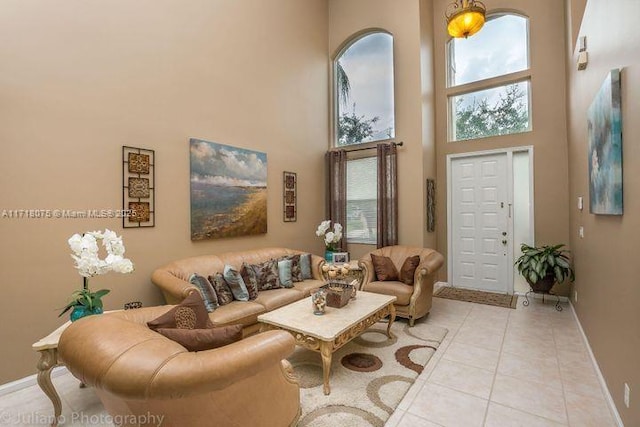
0;0;328;384
567;0;640;424
432;0;571;291
328;0;436;262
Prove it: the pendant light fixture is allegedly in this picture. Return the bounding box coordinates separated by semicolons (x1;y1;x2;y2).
446;0;487;39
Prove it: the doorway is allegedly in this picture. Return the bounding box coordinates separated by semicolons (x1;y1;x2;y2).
447;147;534;294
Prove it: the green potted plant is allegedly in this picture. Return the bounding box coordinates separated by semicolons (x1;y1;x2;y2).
515;243;575;293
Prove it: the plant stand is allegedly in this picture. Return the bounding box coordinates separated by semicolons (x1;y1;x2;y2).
522;290;563;311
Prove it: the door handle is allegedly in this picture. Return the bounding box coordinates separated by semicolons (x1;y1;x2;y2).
502;239;508;245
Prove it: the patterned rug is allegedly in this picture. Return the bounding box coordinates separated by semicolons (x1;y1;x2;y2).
290;320;447;426
434;286;518;309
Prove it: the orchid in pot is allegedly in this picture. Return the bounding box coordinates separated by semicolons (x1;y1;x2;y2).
59;229;134;321
316;220;343;262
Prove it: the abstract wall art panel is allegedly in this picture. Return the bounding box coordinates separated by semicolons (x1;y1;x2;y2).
588;69;623;215
190;138;267;240
123;146;155;227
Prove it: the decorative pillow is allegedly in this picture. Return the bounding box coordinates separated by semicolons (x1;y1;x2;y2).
277;259;294;288
156;324;243;352
299;253;313;279
399;255;421;285
209;273;234;306
223;265;250;301
371;254;399;281
280;254;303;282
248;259;282;291
147;291;213;330
188;273;219;312
240;263;259;300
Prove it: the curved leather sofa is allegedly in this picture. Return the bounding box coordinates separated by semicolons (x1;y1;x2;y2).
151;247;326;336
58;306;301;427
359;245;444;326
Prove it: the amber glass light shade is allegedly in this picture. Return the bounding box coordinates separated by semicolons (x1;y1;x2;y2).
446;1;486;39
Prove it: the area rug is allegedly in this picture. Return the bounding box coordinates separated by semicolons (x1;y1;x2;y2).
290;320;447;426
434;286;517;309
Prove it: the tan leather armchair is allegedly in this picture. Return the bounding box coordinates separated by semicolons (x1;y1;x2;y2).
359;246;444;326
58;307;300;427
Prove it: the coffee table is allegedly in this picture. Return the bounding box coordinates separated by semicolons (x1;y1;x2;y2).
257;290;396;395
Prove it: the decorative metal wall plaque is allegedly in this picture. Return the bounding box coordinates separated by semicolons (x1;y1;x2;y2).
123;146;155;228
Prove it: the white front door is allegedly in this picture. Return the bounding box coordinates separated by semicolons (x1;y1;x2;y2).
451;153;509;293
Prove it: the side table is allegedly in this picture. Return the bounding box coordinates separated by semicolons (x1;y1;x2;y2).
321;260;364;289
31;321;71;427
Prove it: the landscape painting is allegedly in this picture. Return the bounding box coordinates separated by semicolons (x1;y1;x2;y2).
587;69;623;215
190;138;267;240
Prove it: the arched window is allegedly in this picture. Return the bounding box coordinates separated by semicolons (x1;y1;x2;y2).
447;13;530;141
334;31;395;146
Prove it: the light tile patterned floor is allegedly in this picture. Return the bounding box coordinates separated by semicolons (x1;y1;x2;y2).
0;295;619;427
386;294;619;427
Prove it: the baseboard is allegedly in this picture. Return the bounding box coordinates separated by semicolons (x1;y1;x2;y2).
569;301;624;427
0;366;69;397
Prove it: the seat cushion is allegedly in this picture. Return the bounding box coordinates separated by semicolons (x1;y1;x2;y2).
208;301;266;328
253;288;304;311
364;281;413;306
292;279;324;297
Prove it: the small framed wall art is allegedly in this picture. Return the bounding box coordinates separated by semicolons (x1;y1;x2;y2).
283;171;297;222
123;146;155;228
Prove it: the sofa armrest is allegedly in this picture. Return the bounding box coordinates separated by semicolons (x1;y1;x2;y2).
412;251;445;295
151;269;196;304
358;258;375;288
311;254;325;280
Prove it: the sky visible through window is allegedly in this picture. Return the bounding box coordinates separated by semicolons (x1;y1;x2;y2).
337;32;395;144
449;14;528;87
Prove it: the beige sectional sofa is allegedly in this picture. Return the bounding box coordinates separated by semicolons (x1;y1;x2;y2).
151;247;326;336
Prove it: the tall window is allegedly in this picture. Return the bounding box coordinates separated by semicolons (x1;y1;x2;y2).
335;32;395;146
447;14;530;142
346;157;377;244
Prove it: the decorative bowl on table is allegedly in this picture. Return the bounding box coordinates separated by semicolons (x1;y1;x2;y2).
321;282;354;308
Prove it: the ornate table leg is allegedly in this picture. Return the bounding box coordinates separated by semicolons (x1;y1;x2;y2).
319;341;333;395
386;304;396;339
36;349;61;427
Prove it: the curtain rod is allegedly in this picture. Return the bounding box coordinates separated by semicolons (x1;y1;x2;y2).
342;141;404;153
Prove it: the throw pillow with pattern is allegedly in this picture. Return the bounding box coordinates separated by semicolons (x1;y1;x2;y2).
147;291;213;330
208;273;234;306
188;273;219;312
249;259;282;290
280;254;303;282
223;265;250;301
240;262;259;300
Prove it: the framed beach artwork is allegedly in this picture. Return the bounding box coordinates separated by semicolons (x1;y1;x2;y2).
189;138;267;240
588;69;623;215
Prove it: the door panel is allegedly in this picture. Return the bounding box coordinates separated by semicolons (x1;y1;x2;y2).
451;154;509;293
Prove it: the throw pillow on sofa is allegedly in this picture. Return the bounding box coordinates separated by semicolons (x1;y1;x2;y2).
280;254;303;282
223;265;250;301
247;259;282;290
240;263;259;300
147;291;213;330
299;253;313;280
277;259;294;288
156;324;243;352
209;273;234;306
371;254;399;281
399;255;421;285
189;273;219;312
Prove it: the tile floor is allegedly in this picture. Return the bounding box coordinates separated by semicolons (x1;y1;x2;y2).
0;294;620;427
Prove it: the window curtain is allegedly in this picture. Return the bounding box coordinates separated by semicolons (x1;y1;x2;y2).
325;149;347;251
376;143;398;248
